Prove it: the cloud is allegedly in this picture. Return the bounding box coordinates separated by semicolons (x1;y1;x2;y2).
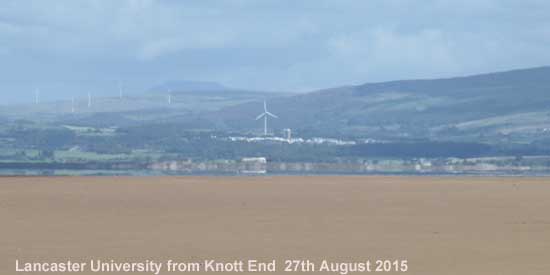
0;0;550;102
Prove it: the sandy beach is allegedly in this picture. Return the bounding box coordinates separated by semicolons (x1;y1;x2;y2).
1;176;549;274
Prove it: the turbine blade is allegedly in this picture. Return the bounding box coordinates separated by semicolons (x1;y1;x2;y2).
256;113;266;120
264;100;267;112
266;111;278;118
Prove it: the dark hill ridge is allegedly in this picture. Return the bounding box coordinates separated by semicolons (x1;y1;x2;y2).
353;66;550;96
215;66;550;141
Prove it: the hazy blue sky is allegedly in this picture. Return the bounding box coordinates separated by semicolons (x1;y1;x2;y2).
1;0;550;103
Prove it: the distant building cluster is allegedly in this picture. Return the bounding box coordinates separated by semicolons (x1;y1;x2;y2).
224;136;376;146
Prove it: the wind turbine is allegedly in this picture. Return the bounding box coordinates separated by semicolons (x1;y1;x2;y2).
255;100;278;136
167;90;172;105
71;97;75;113
88;92;92;108
118;81;123;100
34;88;40;105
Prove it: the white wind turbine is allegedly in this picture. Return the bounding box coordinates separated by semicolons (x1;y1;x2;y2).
88;92;92;108
118;81;123;100
34;88;40;105
255;100;278;136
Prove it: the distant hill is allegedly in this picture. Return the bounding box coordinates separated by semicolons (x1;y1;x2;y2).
3;67;550;144
0;80;292;125
148;80;229;93
214;66;550;142
147;80;291;100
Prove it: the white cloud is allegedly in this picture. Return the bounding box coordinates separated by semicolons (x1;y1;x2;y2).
0;0;549;98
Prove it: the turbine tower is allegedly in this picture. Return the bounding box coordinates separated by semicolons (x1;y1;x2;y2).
71;96;76;114
34;88;40;105
118;82;123;100
168;90;172;105
255;100;278;136
88;92;92;108
284;128;292;142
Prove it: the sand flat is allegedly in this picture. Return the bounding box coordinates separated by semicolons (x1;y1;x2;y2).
1;176;549;274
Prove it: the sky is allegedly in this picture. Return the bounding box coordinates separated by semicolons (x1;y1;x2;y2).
1;0;550;103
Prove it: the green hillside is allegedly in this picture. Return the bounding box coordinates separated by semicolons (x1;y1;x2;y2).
2;66;550;144
215;66;550;142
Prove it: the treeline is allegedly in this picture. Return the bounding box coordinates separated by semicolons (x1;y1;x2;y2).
4;123;550;162
343;142;494;158
8;128;76;150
